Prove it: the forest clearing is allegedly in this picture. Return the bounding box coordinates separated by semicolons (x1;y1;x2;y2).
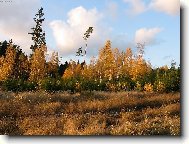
0;91;180;135
0;3;180;136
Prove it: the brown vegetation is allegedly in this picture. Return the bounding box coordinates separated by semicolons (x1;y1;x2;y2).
0;91;180;135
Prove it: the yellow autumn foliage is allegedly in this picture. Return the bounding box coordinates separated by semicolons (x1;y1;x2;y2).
0;45;16;81
144;83;153;92
29;45;47;82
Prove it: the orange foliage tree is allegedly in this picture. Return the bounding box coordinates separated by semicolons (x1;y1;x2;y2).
0;44;16;81
96;40;116;81
29;45;47;82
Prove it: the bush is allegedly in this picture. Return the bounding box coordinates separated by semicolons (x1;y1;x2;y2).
154;81;165;92
2;79;37;92
40;77;63;91
25;81;38;91
135;81;142;91
81;79;98;91
0;63;180;93
144;83;153;92
2;79;18;91
63;78;77;92
153;67;180;92
164;70;180;92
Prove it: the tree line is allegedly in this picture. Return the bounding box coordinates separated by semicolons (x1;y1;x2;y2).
0;7;180;92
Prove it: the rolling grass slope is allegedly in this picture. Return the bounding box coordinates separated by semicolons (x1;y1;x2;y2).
0;91;180;135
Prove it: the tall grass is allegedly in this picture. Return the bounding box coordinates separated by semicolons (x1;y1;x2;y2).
0;91;180;135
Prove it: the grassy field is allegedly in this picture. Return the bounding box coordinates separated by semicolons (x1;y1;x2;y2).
0;91;180;135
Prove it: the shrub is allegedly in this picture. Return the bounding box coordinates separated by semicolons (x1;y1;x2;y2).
2;79;37;92
164;70;180;92
97;80;107;91
62;78;78;92
154;68;180;92
106;81;116;92
81;79;97;91
154;81;165;92
144;83;153;92
26;81;38;91
40;77;63;91
2;79;18;91
135;81;142;91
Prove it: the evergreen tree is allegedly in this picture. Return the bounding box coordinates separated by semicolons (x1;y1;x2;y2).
0;40;8;57
28;7;46;52
0;40;20;57
58;61;69;76
47;51;59;78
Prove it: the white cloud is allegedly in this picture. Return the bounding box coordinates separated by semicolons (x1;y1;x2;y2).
123;0;147;15
149;0;180;16
50;6;111;57
123;0;180;16
134;27;162;45
0;0;40;54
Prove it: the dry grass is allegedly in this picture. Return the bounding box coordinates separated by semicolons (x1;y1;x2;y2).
0;91;180;135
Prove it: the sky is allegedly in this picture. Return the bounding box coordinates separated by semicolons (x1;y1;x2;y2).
0;0;180;67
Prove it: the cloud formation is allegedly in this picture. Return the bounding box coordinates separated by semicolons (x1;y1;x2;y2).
50;6;112;57
123;0;180;16
149;0;180;16
0;0;40;54
123;0;146;15
134;27;162;45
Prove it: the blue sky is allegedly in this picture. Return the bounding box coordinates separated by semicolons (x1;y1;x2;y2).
0;0;180;67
